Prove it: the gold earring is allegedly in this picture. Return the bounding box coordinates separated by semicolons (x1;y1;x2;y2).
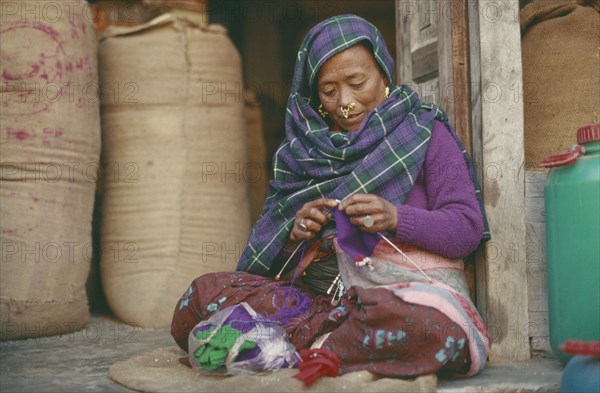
318;104;328;118
384;86;390;99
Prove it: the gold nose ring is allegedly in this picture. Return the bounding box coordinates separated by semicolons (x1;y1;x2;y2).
340;102;356;119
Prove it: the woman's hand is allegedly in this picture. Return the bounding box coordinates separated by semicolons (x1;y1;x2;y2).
338;193;398;233
289;198;339;242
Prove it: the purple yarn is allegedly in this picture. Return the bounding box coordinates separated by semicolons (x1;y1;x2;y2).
270;285;312;325
191;324;213;336
269;243;313;325
192;303;258;338
234;346;262;362
222;306;261;335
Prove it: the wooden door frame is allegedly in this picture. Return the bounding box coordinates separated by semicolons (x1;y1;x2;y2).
395;0;530;362
472;0;530;362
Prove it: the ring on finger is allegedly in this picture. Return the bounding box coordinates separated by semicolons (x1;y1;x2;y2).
298;218;309;232
363;215;374;228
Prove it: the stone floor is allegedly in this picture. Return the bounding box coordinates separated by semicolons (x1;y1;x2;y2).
0;314;171;393
0;314;565;393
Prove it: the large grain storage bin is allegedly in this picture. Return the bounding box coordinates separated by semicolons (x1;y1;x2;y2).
243;94;268;224
521;0;600;168
0;0;100;339
98;15;251;328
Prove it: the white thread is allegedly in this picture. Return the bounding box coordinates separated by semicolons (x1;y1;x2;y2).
275;240;305;279
377;233;434;283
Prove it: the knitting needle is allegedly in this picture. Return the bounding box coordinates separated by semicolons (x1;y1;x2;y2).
275;240;305;280
376;233;434;283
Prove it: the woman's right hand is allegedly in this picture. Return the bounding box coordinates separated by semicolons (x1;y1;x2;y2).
289;198;339;242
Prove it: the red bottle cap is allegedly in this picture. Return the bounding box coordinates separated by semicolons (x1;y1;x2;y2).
541;123;600;168
577;123;600;144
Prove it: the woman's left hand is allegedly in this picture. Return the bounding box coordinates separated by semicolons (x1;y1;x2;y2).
338;193;398;233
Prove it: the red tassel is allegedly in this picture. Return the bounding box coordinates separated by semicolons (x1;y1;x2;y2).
293;348;340;387
560;340;600;357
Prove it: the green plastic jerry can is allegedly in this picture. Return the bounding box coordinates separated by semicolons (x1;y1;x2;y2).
542;123;600;364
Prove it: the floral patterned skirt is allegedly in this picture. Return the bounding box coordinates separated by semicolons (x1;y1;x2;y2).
171;271;471;377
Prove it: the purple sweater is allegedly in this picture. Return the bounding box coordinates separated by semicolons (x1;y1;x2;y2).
395;121;484;259
276;121;484;270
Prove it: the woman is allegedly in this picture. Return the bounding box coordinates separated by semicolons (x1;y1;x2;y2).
172;14;490;378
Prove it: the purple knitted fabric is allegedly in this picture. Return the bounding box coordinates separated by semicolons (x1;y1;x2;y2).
334;209;381;263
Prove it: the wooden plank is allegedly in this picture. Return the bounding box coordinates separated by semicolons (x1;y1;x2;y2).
450;0;472;154
525;192;545;224
419;0;435;31
525;221;546;268
412;41;439;82
528;312;550;337
525;170;552;358
476;0;530;362
409;0;437;51
526;233;548;312
525;171;548;198
447;1;477;321
469;0;487;322
529;311;553;356
396;0;412;86
418;77;440;106
438;0;455;127
396;0;441;105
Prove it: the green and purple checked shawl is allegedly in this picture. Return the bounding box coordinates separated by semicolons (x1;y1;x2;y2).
236;14;489;275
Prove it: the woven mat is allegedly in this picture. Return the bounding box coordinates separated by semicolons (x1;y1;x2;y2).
108;347;437;393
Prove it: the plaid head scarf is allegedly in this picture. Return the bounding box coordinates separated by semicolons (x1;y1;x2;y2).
236;14;489;275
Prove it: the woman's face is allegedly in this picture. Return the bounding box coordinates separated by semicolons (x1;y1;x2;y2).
317;44;388;132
